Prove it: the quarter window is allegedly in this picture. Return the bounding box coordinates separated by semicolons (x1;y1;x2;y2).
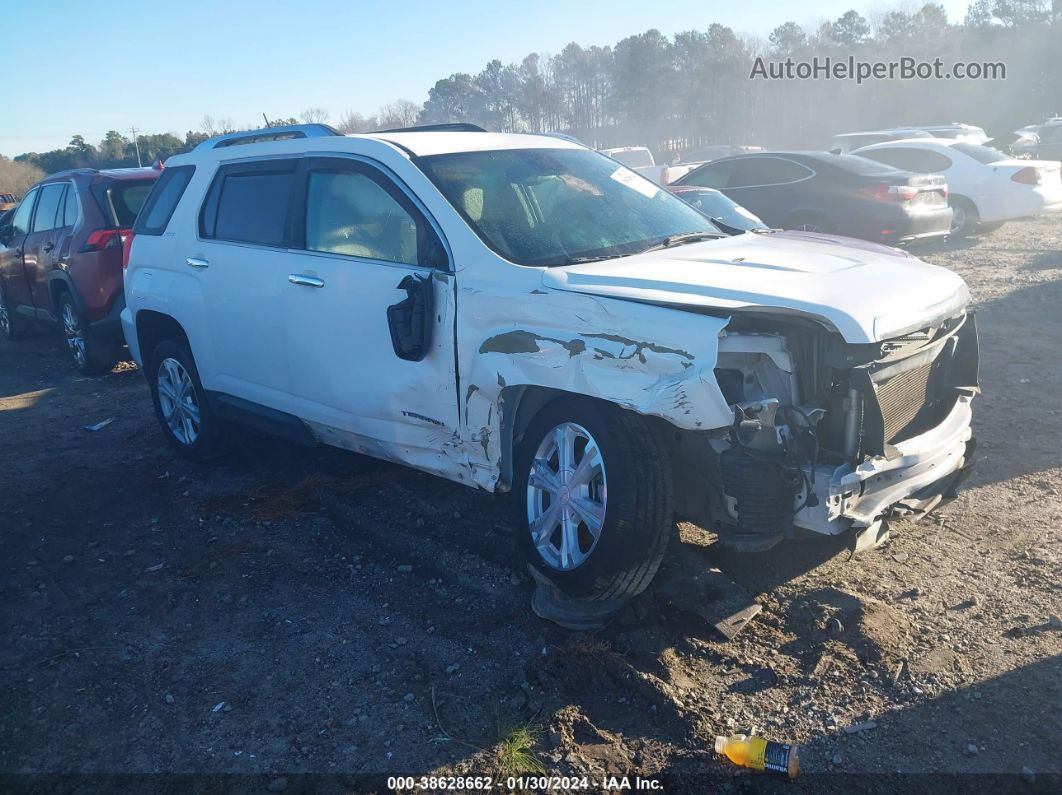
62;185;79;228
135;166;194;236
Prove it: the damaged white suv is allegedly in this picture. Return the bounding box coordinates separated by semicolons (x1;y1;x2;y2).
124;123;978;602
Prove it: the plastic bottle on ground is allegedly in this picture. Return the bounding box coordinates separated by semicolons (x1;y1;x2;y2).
714;733;800;778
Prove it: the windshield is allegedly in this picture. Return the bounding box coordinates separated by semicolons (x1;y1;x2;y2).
673;189;766;232
418;148;720;266
951;142;1009;164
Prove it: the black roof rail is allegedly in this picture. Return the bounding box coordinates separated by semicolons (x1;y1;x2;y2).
195;123;343;151
376;123;487;134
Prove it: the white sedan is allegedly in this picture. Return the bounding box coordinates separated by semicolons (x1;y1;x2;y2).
852;139;1062;235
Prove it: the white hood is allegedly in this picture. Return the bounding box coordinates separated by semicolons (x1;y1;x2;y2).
540;233;969;344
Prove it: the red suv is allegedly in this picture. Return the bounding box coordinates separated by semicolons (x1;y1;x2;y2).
0;167;159;373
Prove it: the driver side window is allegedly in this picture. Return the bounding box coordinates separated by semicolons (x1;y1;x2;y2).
682;160;737;190
304;163;443;268
9;188;38;237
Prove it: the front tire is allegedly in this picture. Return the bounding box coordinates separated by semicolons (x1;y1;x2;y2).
59;293;119;374
0;281;33;341
786;212;833;235
514;397;675;600
148;338;229;460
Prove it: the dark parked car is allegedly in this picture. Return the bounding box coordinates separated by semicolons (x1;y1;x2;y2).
0;167;159;373
672;151;952;245
666;185;769;234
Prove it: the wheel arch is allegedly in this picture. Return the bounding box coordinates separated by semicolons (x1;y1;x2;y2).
494;384;716;518
47;271;80;317
135;310;189;368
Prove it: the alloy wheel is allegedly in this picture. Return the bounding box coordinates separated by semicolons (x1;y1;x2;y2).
950;204;967;234
157;357;201;445
526;421;607;571
0;286;9;335
61;301;87;368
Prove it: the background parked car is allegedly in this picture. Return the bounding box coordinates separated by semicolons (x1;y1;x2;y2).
853;139;1062;236
599;146;694;184
0;166;159;372
828;128;933;154
673;151;951;244
911;123;989;144
1010;118;1062;161
666;185;768;234
0;193;17;213
676;144;764;164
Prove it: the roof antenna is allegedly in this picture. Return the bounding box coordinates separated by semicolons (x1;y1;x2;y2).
262;113;272;128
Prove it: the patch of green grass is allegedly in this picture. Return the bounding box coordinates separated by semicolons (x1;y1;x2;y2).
495;721;545;777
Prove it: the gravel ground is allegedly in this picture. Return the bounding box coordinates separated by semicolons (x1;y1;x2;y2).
1;216;1059;793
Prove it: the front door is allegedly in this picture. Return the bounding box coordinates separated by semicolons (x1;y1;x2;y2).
0;187;38;310
281;156;459;473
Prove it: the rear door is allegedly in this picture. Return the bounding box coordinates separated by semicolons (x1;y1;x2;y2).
723;157;815;223
0;187;38;309
20;182;69;315
192;158;297;409
281;155;459;470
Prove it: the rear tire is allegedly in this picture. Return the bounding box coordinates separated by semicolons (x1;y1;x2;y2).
948;196;978;237
0;281;33;341
58;292;119;375
513;397;675;600
148;338;230;461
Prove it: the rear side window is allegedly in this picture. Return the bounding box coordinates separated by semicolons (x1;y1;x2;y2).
950;143;1008;164
681;159;738;189
31;183;66;232
199;160;295;247
135;166;195;236
728;158;812;187
859;147;952;173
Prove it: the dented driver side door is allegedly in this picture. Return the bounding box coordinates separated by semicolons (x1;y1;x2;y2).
281;156;462;477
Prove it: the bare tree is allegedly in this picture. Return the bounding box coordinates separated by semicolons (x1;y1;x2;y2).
376;99;422;129
300;107;331;124
0;157;45;195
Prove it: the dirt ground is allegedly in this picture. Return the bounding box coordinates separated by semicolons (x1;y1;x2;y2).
1;217;1060;793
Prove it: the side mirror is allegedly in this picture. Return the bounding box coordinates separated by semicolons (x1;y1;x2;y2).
0;226;12;247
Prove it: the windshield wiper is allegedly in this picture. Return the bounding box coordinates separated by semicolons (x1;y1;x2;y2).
638;231;725;254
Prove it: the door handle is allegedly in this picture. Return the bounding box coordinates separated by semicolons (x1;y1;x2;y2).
186;257;209;269
288;274;324;288
42;241;54;253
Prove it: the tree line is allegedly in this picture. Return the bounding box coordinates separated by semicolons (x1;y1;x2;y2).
6;1;1061;187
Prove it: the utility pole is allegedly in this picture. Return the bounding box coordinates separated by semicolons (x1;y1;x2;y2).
129;126;142;167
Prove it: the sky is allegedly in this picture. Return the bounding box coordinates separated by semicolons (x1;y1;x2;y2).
0;0;972;159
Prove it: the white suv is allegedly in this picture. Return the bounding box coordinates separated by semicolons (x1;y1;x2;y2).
124;123;979;602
